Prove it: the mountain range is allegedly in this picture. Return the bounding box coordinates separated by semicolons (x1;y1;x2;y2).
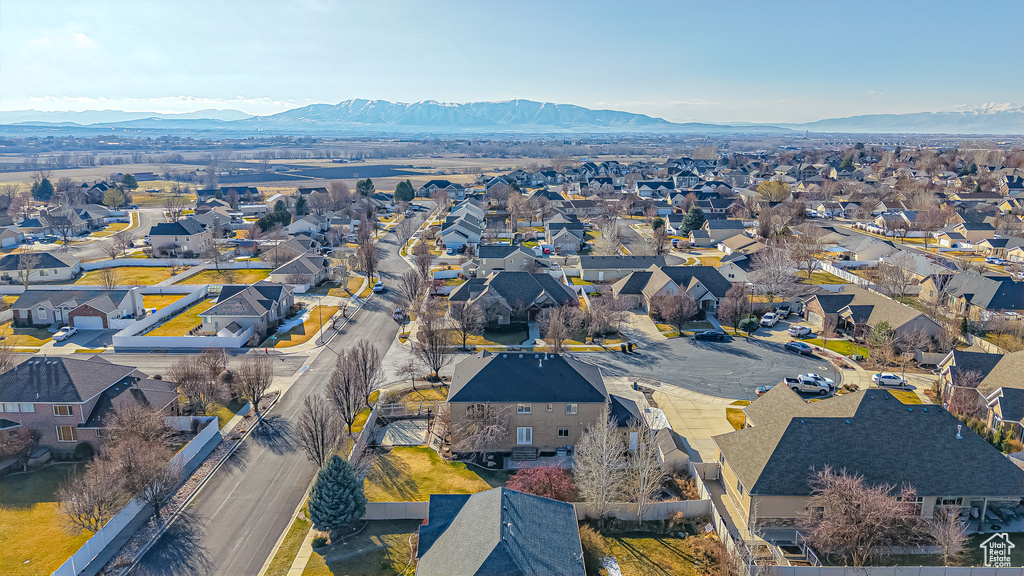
2;99;1022;135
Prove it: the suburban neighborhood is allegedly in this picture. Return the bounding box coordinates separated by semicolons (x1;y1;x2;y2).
2;2;1024;576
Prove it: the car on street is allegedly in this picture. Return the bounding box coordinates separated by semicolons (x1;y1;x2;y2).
784;341;813;356
985;256;1005;265
872;372;908;388
53;326;78;341
760;312;780;327
784;376;832;396
372;280;385;293
787;325;812;337
755;384;775;396
693;330;728;341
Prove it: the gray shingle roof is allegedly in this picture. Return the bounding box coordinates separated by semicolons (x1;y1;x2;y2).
81;376;179;428
150;218;206;237
448;352;608;404
12;289;130;311
477;245;527;259
992;387;1024;423
577;255;666;270
0;357;138;403
715;389;1024;497
0;252;78;272
417;487;585;576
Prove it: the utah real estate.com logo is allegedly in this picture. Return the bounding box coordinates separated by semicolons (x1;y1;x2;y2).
980;533;1015;568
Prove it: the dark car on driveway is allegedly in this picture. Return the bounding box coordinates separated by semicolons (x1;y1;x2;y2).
693;330;728;342
785;341;813;356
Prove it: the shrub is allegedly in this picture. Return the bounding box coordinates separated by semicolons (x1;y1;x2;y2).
1006;439;1024;454
311;536;327;548
506;465;577;502
74;442;95;460
737;315;760;333
579;525;606;576
668;471;700;501
689;536;732;576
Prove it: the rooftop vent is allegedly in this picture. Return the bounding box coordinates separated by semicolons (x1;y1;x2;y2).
956;424;963;440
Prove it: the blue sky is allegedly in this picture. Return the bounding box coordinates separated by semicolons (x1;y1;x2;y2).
2;0;1021;123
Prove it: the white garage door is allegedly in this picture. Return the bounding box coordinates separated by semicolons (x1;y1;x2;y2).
73;316;105;330
0;236;14;247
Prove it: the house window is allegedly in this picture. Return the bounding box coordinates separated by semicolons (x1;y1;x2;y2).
516;427;533;445
2;402;19;413
53;405;73;416
557;427;570;437
565;403;578;415
37;308;47;320
896;495;924;516
737;480;744;496
19;403;34;413
56;426;78;442
546;403;553;412
517;403;531;414
939;497;963;506
40;270;47;276
94;429;102;438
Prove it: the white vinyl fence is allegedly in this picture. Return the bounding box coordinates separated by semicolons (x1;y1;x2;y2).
52;417;220;576
362;499;711;522
769;567;1022;576
816;261;876;290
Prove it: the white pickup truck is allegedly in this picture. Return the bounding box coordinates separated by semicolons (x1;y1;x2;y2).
782;373;835;396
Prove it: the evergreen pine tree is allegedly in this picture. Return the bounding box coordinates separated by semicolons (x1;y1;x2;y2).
295;195;309;216
395;179;415;202
682;207;705;234
308;455;366;539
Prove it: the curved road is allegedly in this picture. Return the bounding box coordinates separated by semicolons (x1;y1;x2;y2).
130;233;409;576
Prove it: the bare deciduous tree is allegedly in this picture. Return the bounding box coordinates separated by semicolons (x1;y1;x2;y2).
59;457;127;533
449;302;485;350
134;449;183;520
349;339;384;408
542;304;581;354
451;403;512;453
170;357;221;416
0;427;40;471
395;217;417;248
96;267;120;290
164;196;187;223
327;353;363;434
804;467;920;567
573;404;627;526
397;270;424;311
414;299;454;380
876;252;917;301
595;220;623;256
235;356;274;419
627;419;664;526
412;240;433;280
944;369;984;417
101;239;121;260
749;244;796;305
929;506;969;566
356;240;379;283
296;393;340;466
718;283;752;336
789;224;827;279
649;292;699;335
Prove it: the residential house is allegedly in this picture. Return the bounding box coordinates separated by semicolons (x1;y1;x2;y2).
11;288;143;328
149;218;211;257
803;286;942;338
199;283;295;341
1009;245;1024;264
986;387;1024;442
999;175;1024;196
717;252;754;283
285;214;330;241
714;386;1024;529
577;255;666;282
938;349;1024;431
17;209;88;237
0;357;179;453
419;179;466;200
634;181;675;198
472;245;541;276
701;219;747;244
920;272;1024;322
416;487;585;576
296;186;328;196
940;222;997;245
560;200;601;218
267;254;330;287
611;265;732;312
447;351;634;457
0;252;81;284
718;235;764;256
977;236;1024;259
0;226;24;248
449;271;576;326
75;205;111;230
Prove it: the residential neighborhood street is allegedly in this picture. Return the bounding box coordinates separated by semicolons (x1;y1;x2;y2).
129;233;409;576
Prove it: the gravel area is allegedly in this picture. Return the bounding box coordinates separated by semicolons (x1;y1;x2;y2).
99;392;281;575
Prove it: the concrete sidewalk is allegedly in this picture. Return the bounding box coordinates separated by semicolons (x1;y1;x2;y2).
650;385;736;463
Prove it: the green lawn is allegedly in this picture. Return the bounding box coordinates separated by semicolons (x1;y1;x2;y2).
805;338;870;358
800;271;848;285
265;516;311;576
176;268;270;285
464;327;530;347
602;531;697;576
0;464;91;576
142;293;187;310
363;446;508;502
76;266;176;285
147;298;216;336
0;321;52;346
302;520;420;576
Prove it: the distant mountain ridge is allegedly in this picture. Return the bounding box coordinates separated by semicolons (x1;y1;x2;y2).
1;99;1021;134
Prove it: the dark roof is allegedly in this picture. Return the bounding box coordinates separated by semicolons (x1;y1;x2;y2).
612;271;653;295
0;357;137;403
809;293;856;314
993;387;1024;423
658;266;733;298
417;487;585;576
452;271;575;309
610;394;641;427
0;418;21;430
715;389;1024;497
577;255;666;270
81;376;179;428
12;289;130;310
477;245;528;259
0;252;77;271
150;219;206;237
448;352;608;404
940;272;1024;311
204;283;290;317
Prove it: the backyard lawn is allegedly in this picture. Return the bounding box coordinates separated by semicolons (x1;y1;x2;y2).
302;520;420;576
175;268;270;285
0;464;91;576
464;327;530;347
76;266;176;285
267;306;339;348
887;389;923;405
208;398;249;429
142;293;186;310
726;400;750;430
401;385;448;403
363;446;508;502
0;321;52;346
146;298;216;336
602;530;698;576
805;338;870;358
801;271;848;285
265;516;311;576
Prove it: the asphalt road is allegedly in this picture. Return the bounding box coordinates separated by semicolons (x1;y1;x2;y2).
130;232;409;576
576;334;837;401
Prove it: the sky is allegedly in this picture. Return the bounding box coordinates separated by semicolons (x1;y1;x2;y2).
2;0;1022;124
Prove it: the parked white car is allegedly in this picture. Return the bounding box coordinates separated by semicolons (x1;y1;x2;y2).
799;373;835;389
53;326;79;341
760;312;780;327
872;372;908;388
787;325;812;337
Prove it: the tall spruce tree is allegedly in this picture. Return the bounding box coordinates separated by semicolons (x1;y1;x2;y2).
308;455;366;540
